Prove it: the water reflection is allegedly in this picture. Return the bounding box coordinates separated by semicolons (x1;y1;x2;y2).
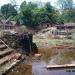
32;61;75;75
48;53;73;65
32;51;75;75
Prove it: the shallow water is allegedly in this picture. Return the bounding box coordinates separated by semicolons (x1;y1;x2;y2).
32;61;75;75
7;47;75;75
32;48;75;75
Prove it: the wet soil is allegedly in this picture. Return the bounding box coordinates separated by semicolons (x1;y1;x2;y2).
7;59;32;75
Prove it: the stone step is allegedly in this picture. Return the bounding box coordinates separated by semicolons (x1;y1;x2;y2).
0;45;7;50
0;49;14;58
0;59;21;75
0;53;14;66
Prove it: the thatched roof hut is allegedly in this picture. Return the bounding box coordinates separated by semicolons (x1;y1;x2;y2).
56;23;75;30
0;19;16;30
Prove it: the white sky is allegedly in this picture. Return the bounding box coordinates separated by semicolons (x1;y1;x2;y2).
0;0;75;7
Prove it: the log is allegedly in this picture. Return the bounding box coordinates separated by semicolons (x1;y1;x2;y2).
46;64;75;69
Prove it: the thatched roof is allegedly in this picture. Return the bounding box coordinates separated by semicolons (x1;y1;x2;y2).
64;23;75;26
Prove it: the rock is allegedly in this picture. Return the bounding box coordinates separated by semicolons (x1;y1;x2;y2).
14;53;22;60
34;53;42;60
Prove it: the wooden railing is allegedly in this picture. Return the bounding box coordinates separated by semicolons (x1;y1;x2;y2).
0;39;10;49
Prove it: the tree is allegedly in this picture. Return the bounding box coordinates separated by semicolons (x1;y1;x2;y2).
62;9;75;22
16;1;63;27
31;2;55;26
32;2;55;25
57;0;75;22
32;7;50;26
57;0;73;10
20;2;35;27
52;10;64;24
20;1;27;12
1;3;17;19
44;2;58;24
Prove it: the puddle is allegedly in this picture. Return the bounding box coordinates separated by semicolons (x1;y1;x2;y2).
32;61;75;75
32;47;75;75
47;53;73;65
7;47;75;75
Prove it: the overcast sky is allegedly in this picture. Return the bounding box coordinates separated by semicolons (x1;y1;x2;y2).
0;0;75;7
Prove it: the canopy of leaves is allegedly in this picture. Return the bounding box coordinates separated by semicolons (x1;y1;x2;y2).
1;0;75;27
1;3;17;19
15;1;61;27
57;0;75;23
0;1;65;27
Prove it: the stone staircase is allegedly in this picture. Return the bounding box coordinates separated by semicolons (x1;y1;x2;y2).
0;39;21;75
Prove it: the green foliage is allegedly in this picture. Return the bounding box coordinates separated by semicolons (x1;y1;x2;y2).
1;1;70;27
52;10;64;24
0;1;64;27
1;3;17;19
19;1;37;27
18;1;61;27
57;0;75;23
1;0;75;27
62;9;75;22
13;13;22;22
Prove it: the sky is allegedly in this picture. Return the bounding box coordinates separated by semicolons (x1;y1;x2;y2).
0;0;75;7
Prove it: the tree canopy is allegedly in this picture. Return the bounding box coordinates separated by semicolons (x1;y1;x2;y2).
14;1;61;27
1;3;17;19
0;0;75;27
57;0;75;22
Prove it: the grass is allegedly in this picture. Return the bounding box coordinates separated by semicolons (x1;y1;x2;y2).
33;36;74;48
33;31;75;62
33;30;75;47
